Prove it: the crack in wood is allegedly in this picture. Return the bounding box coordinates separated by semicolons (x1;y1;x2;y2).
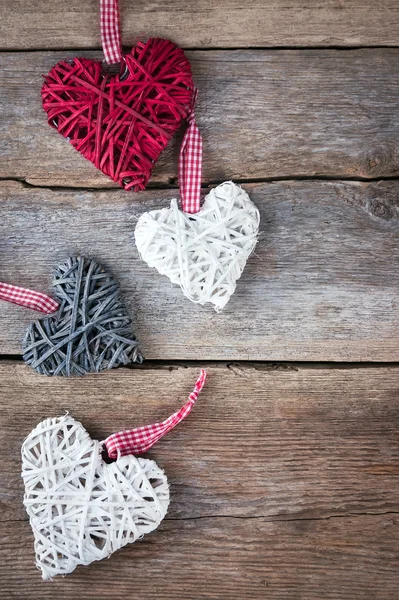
4;510;399;526
2;174;399;193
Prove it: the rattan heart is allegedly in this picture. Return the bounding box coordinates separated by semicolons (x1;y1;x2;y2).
22;416;169;579
42;38;194;190
135;182;260;311
22;256;142;376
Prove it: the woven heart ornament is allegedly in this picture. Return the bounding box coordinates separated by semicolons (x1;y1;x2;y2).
22;371;206;579
22;256;142;376
22;416;169;580
42;38;194;191
135;182;260;311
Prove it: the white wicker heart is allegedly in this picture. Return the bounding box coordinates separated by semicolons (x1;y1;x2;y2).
135;181;260;311
21;416;169;580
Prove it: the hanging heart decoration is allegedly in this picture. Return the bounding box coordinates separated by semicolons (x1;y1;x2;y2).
22;256;143;376
135;182;260;311
22;371;206;579
41;38;194;191
22;416;170;580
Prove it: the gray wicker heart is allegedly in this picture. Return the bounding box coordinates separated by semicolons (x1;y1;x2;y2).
22;256;143;376
22;416;169;579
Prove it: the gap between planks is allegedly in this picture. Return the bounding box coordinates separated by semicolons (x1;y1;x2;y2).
1;358;399;370
2;45;399;53
3;173;399;193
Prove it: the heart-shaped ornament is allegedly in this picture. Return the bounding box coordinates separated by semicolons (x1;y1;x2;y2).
22;416;169;580
42;38;194;190
23;256;142;376
135;182;260;311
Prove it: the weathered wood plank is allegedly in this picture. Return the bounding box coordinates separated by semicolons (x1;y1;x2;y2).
1;515;398;599
1;363;398;523
1;49;399;186
1;180;398;360
1;0;399;50
1;363;399;597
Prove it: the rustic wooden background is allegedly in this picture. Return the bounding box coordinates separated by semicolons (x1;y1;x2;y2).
1;1;399;598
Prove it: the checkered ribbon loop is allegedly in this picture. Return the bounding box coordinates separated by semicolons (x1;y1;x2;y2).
104;369;207;458
100;1;203;211
0;282;59;314
179;89;203;214
100;0;123;65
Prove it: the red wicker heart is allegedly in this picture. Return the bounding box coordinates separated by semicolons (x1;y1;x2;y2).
42;38;194;191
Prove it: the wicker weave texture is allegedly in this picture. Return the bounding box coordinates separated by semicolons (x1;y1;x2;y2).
22;416;169;579
23;256;143;376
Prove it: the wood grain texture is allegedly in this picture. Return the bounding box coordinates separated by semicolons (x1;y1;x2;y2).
1;49;399;186
1;180;398;360
1;363;398;522
1;515;399;599
0;363;398;597
1;0;399;50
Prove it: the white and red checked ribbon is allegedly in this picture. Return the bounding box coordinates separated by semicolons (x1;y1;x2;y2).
0;282;59;314
100;0;123;64
100;0;203;213
104;369;207;458
179;89;203;213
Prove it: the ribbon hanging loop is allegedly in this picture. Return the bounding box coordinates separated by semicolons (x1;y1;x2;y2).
0;282;59;314
104;369;207;458
100;0;203;211
100;0;123;65
178;89;203;214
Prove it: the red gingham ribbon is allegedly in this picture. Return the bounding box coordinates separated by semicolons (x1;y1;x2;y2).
100;0;203;212
104;369;207;458
179;89;203;213
100;0;123;65
0;282;59;314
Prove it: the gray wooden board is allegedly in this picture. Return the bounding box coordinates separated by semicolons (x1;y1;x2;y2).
1;0;399;50
0;363;398;598
1;363;399;522
1;515;398;599
1;49;399;187
0;180;398;361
